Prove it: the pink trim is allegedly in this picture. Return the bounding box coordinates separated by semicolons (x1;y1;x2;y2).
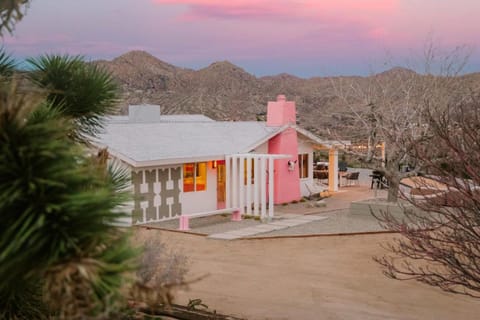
231;209;242;221
178;215;190;231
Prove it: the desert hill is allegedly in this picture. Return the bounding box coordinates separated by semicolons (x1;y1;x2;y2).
94;51;480;139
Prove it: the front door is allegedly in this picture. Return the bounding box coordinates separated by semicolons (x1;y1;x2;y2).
216;160;226;209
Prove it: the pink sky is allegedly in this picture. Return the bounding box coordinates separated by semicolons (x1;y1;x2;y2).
2;0;479;77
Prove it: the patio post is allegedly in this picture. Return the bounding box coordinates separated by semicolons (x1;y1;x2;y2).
328;148;339;192
246;155;252;215
239;156;245;214
268;157;274;218
226;156;231;208
232;156;238;208
253;156;260;217
260;157;267;218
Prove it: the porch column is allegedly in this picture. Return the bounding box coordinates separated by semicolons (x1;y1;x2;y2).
246;156;252;215
328;148;339;192
226;156;231;208
253;156;260;217
232;156;238;208
260;157;267;218
239;156;245;214
268;157;274;218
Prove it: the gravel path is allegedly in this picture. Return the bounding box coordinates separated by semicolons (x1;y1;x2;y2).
140;185;390;238
248;209;387;238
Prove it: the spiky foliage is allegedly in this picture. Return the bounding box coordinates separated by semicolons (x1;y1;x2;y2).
0;82;136;319
26;54;119;143
0;0;30;35
0;47;16;77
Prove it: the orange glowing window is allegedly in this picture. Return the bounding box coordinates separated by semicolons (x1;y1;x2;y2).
195;162;207;191
183;162;207;192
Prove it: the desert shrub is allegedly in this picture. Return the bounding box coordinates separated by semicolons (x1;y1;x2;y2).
131;235;189;308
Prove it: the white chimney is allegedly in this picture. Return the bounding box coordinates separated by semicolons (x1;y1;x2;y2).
128;104;161;123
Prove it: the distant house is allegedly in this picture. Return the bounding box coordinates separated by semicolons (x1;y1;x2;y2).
95;95;347;224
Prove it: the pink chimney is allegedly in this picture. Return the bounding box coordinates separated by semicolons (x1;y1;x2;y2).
266;94;296;126
267;95;301;203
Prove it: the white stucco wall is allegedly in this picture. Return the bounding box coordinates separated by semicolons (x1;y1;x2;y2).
181;162;218;214
115;133;316;220
252;141;269;154
297;137;315;197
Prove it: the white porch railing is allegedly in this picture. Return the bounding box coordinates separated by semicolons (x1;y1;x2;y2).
225;154;290;219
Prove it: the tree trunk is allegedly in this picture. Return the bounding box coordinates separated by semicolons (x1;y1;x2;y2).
384;160;400;203
366;135;374;162
138;304;245;320
387;175;399;202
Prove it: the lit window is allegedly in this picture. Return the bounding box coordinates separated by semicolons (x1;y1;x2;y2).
183;162;207;192
195;162;207;191
298;154;309;179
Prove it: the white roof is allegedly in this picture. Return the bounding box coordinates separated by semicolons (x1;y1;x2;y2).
96;120;284;166
107;114;214;123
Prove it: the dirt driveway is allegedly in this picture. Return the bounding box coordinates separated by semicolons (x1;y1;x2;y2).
137;229;480;320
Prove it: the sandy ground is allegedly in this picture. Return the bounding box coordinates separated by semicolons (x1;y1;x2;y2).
135;229;480;320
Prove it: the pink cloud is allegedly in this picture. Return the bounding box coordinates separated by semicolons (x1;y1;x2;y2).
153;0;293;20
153;0;399;20
152;0;399;46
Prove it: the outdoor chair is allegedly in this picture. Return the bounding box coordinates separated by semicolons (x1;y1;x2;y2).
343;171;360;186
304;180;327;199
370;170;388;189
338;161;348;172
313;170;328;180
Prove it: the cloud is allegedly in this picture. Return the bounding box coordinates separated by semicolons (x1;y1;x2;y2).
153;0;293;20
147;0;402;64
153;0;399;21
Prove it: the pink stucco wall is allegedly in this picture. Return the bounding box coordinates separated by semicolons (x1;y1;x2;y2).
267;95;301;203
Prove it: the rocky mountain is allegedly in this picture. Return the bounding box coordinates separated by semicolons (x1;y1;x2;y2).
94;51;480;139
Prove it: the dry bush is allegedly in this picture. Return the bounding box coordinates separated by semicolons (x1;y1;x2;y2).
130;232;189;309
375;96;480;298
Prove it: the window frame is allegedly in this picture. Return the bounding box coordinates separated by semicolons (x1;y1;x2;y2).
298;153;309;179
183;162;207;192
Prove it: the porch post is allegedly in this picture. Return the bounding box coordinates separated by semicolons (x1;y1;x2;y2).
232;156;238;208
246;156;252;215
253;156;260;217
260;157;267;219
239;156;245;214
328;148;339;192
268;157;274;218
226;156;231;208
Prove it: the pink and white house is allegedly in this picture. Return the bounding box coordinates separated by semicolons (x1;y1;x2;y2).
96;95;347;225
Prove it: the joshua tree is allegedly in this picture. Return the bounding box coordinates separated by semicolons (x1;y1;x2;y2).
27;54;119;144
0;50;136;319
0;0;30;35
